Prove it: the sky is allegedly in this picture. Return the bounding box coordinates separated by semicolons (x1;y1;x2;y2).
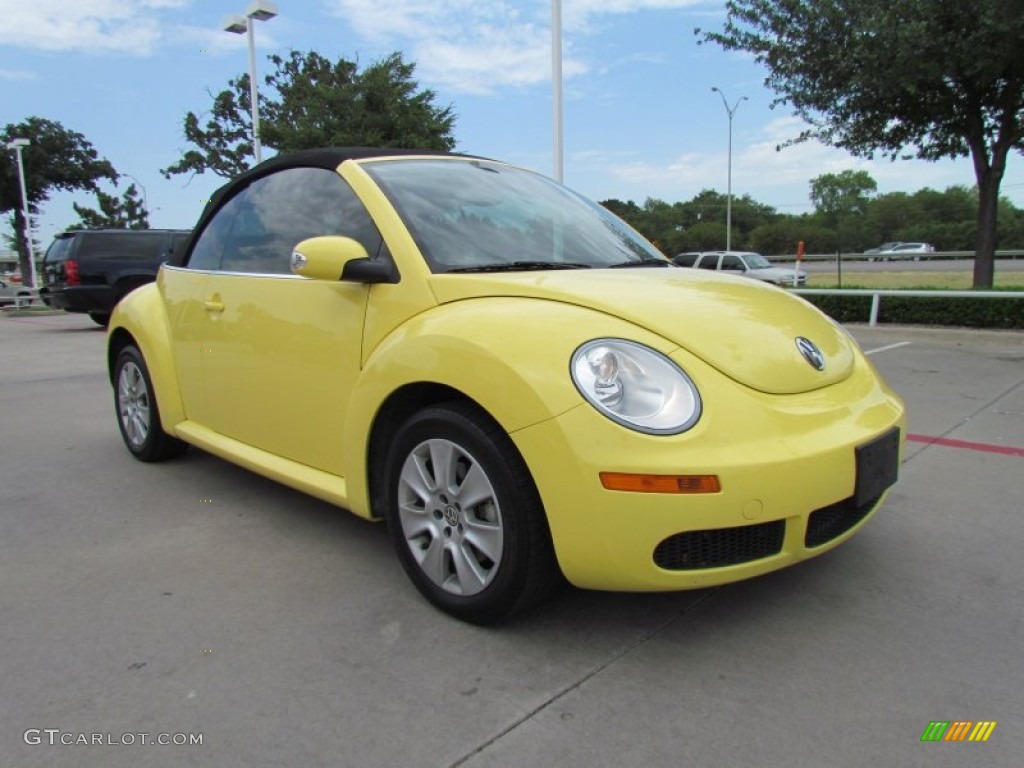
2;0;1021;244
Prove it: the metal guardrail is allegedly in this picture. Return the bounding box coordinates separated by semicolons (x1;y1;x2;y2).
0;292;40;312
776;250;1024;262
791;288;1024;326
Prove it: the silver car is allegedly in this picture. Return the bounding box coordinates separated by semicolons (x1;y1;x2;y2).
879;242;935;260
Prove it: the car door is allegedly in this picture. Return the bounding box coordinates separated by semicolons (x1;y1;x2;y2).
173;166;390;475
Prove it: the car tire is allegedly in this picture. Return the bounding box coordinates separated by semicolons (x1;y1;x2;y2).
89;312;110;327
113;345;187;462
382;402;559;624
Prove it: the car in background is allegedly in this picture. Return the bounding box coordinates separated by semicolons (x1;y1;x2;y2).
879;242;935;260
0;277;36;307
672;250;807;286
864;242;902;256
108;148;904;623
40;229;190;326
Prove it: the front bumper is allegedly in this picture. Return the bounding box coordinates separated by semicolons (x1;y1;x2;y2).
512;347;905;591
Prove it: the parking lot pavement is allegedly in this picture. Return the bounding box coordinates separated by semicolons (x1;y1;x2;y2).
1;314;1021;768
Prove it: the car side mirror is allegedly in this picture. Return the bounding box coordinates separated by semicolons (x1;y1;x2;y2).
290;236;397;284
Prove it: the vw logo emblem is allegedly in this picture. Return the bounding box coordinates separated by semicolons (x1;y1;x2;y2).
796;337;826;371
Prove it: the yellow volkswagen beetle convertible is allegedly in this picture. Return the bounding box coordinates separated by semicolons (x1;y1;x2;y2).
108;148;905;623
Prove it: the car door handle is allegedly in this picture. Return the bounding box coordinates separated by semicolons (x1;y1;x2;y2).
203;298;225;313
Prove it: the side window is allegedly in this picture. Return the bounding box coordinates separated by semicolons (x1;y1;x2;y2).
188;194;244;271
211;167;386;275
697;255;719;270
79;232;166;261
720;255;743;271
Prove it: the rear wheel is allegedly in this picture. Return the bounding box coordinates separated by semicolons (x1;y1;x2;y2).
383;402;559;624
89;312;110;327
113;345;187;462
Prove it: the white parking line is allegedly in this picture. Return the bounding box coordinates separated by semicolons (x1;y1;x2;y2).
864;341;912;356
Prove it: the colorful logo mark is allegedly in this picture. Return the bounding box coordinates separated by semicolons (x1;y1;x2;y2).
921;721;997;742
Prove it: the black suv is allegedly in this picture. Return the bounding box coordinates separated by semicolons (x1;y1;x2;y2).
40;229;190;326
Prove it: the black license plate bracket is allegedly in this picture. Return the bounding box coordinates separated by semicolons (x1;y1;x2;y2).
854;427;900;507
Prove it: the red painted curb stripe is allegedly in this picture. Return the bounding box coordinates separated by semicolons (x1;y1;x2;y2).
908;433;1024;458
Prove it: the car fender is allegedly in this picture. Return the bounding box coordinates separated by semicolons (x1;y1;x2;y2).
108;282;186;429
341;296;676;517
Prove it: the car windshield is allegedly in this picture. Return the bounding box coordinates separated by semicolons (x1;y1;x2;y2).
744;253;772;269
363;159;667;272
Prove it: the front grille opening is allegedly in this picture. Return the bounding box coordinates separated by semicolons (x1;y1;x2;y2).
653;520;785;571
804;495;880;548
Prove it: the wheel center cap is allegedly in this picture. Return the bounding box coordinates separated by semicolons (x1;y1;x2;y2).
443;505;460;526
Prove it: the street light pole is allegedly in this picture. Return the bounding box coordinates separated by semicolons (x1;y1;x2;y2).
551;0;563;183
224;1;278;166
6;138;38;289
711;87;747;252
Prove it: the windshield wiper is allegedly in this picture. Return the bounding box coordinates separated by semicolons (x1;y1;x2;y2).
606;259;673;268
445;261;593;273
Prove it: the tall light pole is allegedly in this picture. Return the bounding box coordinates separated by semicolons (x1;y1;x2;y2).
551;0;564;183
5;138;38;289
711;87;747;251
224;1;278;165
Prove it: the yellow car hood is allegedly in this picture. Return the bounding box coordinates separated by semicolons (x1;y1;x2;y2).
429;268;854;395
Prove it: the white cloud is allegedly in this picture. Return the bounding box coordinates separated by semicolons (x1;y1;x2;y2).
325;0;705;94
588;114;980;209
0;69;37;80
173;24;277;56
0;0;191;55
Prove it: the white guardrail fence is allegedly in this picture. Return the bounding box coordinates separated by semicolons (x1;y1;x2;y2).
2;293;40;311
791;288;1024;327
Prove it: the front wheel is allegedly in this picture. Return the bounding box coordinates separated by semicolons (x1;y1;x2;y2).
382;402;559;624
113;345;187;462
89;312;110;327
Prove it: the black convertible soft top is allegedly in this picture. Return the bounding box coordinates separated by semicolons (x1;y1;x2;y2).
172;147;482;267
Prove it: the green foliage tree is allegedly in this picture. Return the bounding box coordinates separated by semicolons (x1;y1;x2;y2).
749;218;834;256
700;0;1024;287
809;170;877;222
1;117;116;285
73;184;149;230
163;50;456;180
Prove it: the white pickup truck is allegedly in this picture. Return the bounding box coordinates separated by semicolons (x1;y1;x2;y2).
672;251;807;287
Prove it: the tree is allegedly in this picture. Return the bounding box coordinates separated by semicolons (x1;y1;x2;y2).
700;0;1024;287
163;50;456;180
73;184;149;229
1;117;116;285
809;171;877;221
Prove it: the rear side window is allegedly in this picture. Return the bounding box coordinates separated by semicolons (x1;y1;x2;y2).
696;255;719;270
44;236;74;263
76;232;168;261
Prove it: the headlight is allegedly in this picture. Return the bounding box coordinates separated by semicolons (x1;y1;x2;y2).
570;339;701;434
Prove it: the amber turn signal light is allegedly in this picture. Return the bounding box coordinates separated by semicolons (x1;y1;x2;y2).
599;472;721;494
